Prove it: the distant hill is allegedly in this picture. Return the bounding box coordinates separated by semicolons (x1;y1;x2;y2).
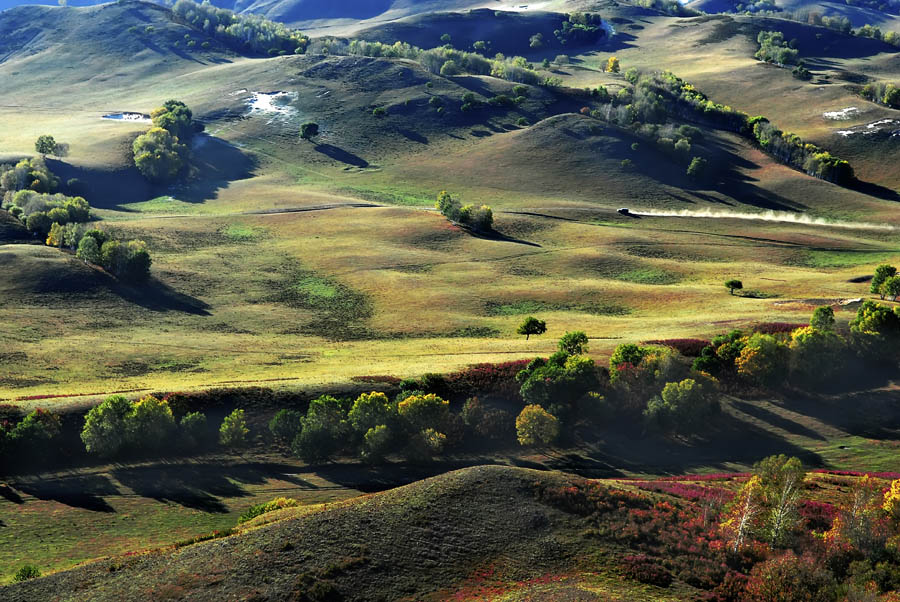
687;0;900;31
354;8;605;56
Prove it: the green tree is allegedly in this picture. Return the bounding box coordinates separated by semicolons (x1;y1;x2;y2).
81;395;132;457
809;306;835;331
515;404;559;446
516;316;547;340
789;326;844;388
180;411;208;449
397;393;449;432
268;409;303;442
736;333;789;386
881;275;900;301
151;100;195;142
870;264;897;298
517;353;599;407
220;408;249;449
25;212;52;237
132;127;188;183
127;396;176;451
292;395;347;463
558;331;589;355
725;279;743;295
440;33;452;45
34;135;59;156
643;376;719;432
299;122;319;141
529;33;543;48
10;409;62;458
362;424;393;463
687;156;708;179
348;391;392;435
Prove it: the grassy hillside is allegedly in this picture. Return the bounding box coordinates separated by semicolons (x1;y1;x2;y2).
687;0;900;31
6;464;900;600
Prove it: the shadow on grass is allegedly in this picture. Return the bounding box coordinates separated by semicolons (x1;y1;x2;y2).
314;144;369;167
0;483;23;504
464;227;542;248
112;277;212;316
12;475;117;512
732;401;827;441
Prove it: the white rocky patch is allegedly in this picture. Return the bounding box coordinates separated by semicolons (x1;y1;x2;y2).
822;107;860;120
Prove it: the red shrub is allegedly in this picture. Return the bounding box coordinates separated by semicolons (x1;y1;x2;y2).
798;500;838;531
752;322;806;335
444;360;531;402
642;338;711;357
632;481;735;503
744;552;835;602
621;554;673;587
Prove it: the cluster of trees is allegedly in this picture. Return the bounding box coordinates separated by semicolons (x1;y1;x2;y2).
0;157;59;201
750;116;854;184
171;0;308;56
585;70;854;185
4;190;90;238
435;190;493;231
856;23;900;47
861;81;900;109
634;0;699;16
133;100;197;183
75;229;152;281
693;302;900;391
270;391;452;464
553;13;605;46
755;30;799;65
80;395;250;457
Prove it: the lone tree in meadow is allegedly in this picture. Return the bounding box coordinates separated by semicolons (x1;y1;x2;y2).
605;56;620;73
725;279;743;295
299;122;319;141
34;135;59;156
882;275;900;301
517;316;547;340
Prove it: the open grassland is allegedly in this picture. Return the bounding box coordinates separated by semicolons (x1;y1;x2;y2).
1;1;899;404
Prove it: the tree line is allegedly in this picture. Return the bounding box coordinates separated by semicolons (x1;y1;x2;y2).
583;68;854;185
171;0;309;57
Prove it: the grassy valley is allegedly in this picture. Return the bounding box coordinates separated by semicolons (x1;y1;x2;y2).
1;0;900;598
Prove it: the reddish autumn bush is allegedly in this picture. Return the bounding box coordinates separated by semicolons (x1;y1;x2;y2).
798;500;839;531
745;552;837;602
752;322;805;335
621;554;673;587
444;360;531;402
642;338;711;357
632;481;735;503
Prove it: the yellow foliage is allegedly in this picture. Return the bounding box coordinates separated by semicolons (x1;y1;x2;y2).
883;479;900;518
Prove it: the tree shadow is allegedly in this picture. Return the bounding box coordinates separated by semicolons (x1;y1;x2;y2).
112;277;212;316
314;144;369;167
175;135;259;204
849;179;900;203
732;401;827;441
396;128;428;144
12;475;117;512
464;227;542;248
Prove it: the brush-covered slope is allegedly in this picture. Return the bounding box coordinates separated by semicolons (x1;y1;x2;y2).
354;8;599;56
686;0;900;31
3;466;594;602
0;1;233;86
